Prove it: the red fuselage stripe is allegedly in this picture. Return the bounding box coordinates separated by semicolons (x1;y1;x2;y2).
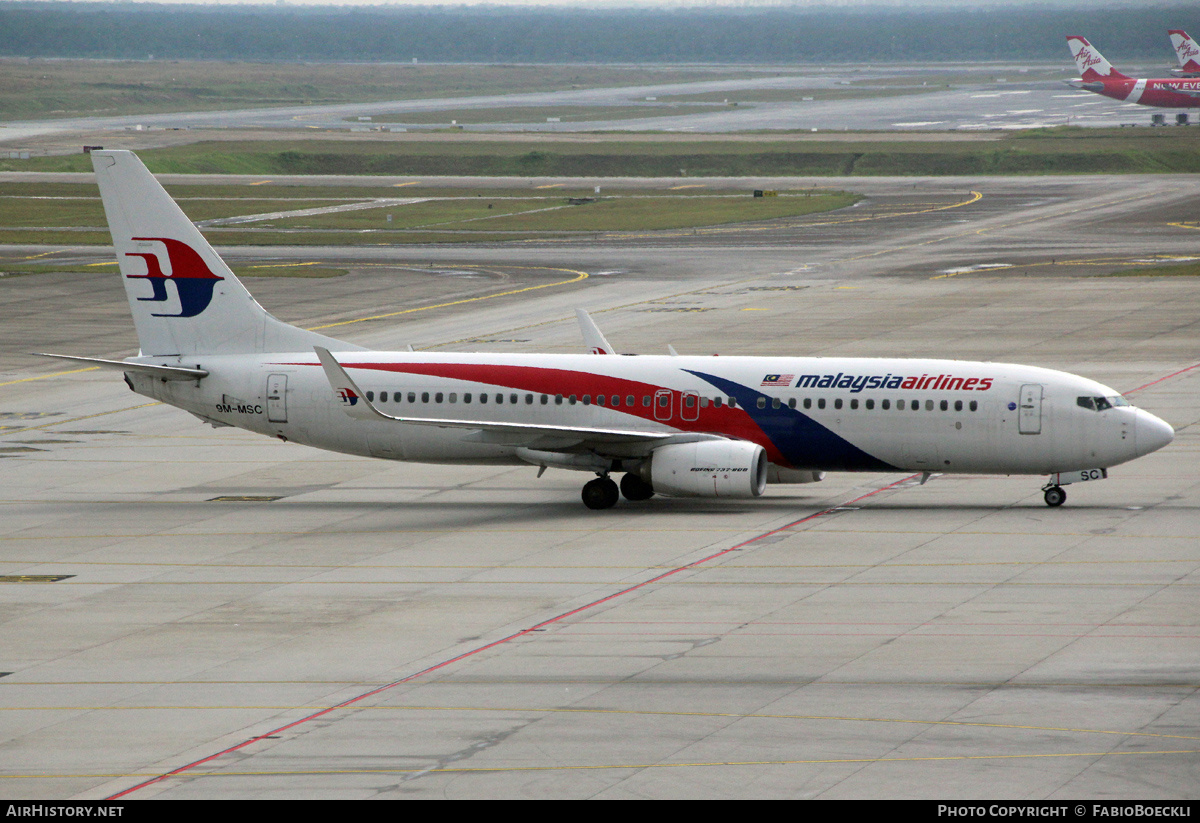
339;360;789;464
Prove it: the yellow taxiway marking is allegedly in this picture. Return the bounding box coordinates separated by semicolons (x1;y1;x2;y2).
6;749;1194;781
9;678;1195;688
928;190;1171;280
246;261;320;269
595;190;983;243
248;180;273;186
535;183;566;189
22;578;1200;588
669;184;706;190
0;556;1192;569
2;704;1197;743
393;181;420;188
0;402;159;433
308;266;588;331
740;307;768;311
930;253;1200;280
0;366;99;387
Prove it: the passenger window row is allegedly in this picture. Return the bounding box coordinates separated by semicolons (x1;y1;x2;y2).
360;389;979;414
363;391;741;408
758;396;980;412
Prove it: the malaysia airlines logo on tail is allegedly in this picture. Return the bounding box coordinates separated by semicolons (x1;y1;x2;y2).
124;237;225;318
335;387;360;406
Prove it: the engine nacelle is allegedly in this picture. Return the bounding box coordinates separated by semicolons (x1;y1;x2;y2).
647;440;767;498
767;466;825;484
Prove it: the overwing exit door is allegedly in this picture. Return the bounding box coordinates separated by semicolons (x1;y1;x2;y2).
654;389;673;422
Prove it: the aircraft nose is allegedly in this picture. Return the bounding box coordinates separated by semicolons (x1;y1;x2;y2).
1135;410;1175;457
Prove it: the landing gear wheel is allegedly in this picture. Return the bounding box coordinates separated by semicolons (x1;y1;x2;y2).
582;476;620;510
1043;486;1066;507
620;472;655;501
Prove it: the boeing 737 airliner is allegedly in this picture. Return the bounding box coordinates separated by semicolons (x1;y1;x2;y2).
41;151;1175;509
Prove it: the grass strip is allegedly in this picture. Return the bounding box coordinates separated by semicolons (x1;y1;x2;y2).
1094;260;1200;277
7;130;1200;176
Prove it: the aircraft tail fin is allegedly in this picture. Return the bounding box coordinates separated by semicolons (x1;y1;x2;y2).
1169;30;1200;73
1066;36;1130;81
91;150;363;357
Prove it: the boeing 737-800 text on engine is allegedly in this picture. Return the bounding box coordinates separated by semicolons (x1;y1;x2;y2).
41;151;1175;509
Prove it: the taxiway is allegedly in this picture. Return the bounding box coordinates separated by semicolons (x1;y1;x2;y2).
0;174;1197;799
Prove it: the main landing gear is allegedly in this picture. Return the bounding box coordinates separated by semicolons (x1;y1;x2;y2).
620;472;654;502
582;476;619;510
581;473;656;510
1042;484;1066;507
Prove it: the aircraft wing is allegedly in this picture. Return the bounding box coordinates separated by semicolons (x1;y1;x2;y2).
315;346;694;448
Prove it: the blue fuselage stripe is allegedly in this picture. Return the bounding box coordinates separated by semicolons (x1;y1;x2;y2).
687;369;900;472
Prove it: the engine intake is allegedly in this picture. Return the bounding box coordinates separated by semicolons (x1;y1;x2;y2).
647;440;767;498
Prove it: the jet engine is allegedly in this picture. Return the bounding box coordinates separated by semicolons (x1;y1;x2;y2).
646;440;767;498
767;466;825;484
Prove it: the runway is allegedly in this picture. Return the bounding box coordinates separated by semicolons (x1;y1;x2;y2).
1;174;1197;799
0;62;1183;150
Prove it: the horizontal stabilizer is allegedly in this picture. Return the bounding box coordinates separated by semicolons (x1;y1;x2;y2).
34;353;208;380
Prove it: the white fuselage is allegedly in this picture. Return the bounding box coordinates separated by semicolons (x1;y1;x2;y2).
127;351;1173;478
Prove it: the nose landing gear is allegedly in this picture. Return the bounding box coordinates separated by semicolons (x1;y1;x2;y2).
1042;484;1066;507
1040;469;1107;507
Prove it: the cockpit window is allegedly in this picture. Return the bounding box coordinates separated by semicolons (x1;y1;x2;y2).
1079;395;1130;412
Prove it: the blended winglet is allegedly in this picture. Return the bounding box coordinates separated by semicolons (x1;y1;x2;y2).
314;346;389;422
576;309;617;355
